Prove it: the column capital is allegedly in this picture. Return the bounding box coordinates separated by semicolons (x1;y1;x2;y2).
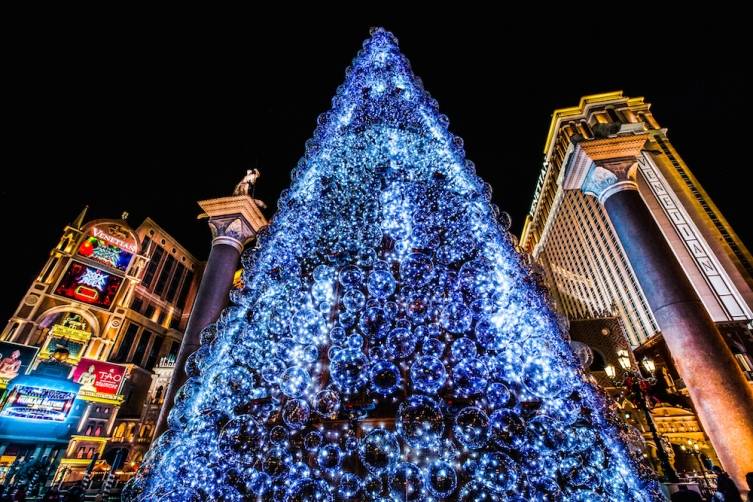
562;134;648;204
198;195;268;252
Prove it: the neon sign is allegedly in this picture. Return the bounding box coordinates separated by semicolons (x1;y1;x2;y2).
78;235;133;271
72;358;126;396
40;336;86;365
79;268;108;290
54;262;123;309
0;385;76;421
92;227;138;253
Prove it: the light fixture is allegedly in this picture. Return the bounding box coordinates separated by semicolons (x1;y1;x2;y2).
641;356;656;375
617;350;631;371
604;364;616;379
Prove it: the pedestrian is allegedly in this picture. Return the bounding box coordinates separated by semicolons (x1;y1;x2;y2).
670;484;703;502
63;484;84;502
712;466;742;502
12;485;26;502
41;487;61;501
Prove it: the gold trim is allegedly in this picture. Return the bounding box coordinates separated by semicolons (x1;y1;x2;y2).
70;435;111;442
59;458;95;466
544;91;628;154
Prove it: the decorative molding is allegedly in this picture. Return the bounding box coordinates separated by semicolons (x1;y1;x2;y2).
582;165;619;200
199;195;269;251
198;195;268;233
212;235;245;253
578;134;648;162
638;153;752;320
562;144;593;191
598;180;638;205
563;135;648;204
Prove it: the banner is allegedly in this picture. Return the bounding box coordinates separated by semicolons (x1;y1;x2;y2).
0;385;77;421
0;341;39;383
71;358;126;396
40;336;86;365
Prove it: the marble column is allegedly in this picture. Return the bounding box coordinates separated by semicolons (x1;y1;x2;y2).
565;135;753;491
154;195;267;438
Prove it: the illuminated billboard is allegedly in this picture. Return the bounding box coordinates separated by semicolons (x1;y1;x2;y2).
40;336;86;365
71;358;126;396
78;235;133;271
54;262;123;309
0;341;39;385
0;385;77;421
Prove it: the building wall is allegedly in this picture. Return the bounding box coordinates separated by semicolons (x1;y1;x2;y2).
521;92;753;348
0;213;202;486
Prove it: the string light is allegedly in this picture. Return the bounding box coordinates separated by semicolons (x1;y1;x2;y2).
123;27;661;501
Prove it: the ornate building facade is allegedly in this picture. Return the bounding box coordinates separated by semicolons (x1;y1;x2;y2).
520;92;753;489
0;209;202;490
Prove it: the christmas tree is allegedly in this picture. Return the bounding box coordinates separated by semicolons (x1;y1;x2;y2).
125;28;660;501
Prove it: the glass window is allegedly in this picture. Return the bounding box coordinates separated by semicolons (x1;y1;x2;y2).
166;264;186;303
168;341;180;360
155;255;177;297
142;246;165;289
145;336;163;369
132;331;151;365
130;297;143;313
113;323;139;363
177;271;194;310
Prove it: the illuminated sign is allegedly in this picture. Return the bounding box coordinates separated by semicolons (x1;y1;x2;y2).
91;226;138;254
0;342;39;384
54;262;123;309
40;336;86;365
50;323;91;342
78;235;133;271
0;385;76;421
71;358;126;396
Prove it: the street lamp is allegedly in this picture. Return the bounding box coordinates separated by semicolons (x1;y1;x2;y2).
617;349;632;371
604;364;616;379
641;356;656;375
606;351;679;483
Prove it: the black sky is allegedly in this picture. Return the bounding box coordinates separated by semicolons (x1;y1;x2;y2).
2;16;748;323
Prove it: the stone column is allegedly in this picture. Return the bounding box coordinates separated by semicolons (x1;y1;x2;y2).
154;195;267;438
564;134;753;491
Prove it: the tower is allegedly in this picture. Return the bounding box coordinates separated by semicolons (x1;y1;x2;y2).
520;92;753;490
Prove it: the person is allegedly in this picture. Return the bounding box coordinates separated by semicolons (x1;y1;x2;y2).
41;488;60;501
745;471;752;502
0;350;23;379
670;484;703;502
63;484;84;502
12;485;26;502
713;465;742;502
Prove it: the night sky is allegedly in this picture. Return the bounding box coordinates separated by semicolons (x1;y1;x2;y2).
2;18;747;323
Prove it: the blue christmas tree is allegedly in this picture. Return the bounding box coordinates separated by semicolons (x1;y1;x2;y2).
125;28;661;501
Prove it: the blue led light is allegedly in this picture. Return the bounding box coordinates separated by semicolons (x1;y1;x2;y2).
125;27;661;501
